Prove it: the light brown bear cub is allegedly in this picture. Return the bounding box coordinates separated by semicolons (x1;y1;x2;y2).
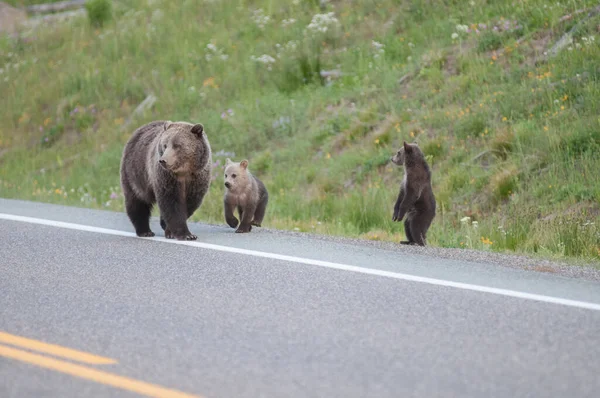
391;141;436;246
120;120;212;240
223;158;269;233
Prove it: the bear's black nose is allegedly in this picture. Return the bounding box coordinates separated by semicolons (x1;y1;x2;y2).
224;182;231;189
159;159;166;164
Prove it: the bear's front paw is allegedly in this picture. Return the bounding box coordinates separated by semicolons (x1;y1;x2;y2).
226;217;239;228
137;231;155;238
251;221;261;227
235;225;252;233
176;233;197;241
165;229;174;239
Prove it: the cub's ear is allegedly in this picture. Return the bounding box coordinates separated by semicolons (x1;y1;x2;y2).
240;160;248;169
403;141;412;152
163;121;172;131
225;158;232;166
191;123;204;137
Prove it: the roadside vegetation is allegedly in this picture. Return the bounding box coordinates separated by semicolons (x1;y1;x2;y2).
0;0;599;262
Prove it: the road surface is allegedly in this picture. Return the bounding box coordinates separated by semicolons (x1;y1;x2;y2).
1;198;600;398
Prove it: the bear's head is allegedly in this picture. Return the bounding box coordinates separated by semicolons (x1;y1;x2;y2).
157;121;210;175
223;158;251;193
391;141;424;167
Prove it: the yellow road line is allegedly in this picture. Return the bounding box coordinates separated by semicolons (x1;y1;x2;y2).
0;344;202;398
0;331;116;365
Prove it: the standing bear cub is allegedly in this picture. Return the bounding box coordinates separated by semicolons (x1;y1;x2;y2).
120;120;212;240
391;141;436;246
223;158;269;233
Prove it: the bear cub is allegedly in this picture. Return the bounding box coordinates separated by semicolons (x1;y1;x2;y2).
391;141;436;246
223;158;269;233
120;120;212;240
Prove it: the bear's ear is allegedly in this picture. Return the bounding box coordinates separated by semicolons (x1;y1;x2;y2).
225;158;232;166
191;123;204;138
240;160;248;169
403;141;412;153
163;121;172;131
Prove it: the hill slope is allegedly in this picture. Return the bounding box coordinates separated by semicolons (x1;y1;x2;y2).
0;0;599;262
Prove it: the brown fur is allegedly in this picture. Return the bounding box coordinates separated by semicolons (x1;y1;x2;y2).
120;120;212;240
391;141;436;246
223;158;269;233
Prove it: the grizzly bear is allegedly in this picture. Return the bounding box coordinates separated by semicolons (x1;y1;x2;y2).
223;158;269;233
119;120;212;240
391;141;436;246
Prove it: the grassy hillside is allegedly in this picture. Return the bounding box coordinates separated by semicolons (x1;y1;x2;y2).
1;0;599;262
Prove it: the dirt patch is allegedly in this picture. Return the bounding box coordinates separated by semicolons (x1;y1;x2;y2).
542;201;600;222
530;265;557;273
0;2;27;34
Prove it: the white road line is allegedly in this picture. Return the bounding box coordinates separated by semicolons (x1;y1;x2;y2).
2;212;600;312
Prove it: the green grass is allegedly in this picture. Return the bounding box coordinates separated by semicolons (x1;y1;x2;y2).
1;0;599;263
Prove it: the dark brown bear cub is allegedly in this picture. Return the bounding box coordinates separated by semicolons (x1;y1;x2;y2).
391;141;436;246
223;158;269;233
120;120;212;240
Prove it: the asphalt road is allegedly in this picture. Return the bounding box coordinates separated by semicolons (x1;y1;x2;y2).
1;198;600;398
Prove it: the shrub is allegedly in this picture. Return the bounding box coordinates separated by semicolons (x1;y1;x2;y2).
85;0;112;28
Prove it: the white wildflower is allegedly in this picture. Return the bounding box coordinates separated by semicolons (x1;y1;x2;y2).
460;216;471;225
472;221;479;229
305;12;340;35
456;24;469;33
581;36;596;46
281;18;296;27
251;54;276;70
371;40;385;58
204;42;228;62
451;32;459;40
275;41;299;58
252;9;271;30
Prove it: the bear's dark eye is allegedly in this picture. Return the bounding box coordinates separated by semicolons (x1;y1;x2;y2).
232;174;237;179
224;174;227;178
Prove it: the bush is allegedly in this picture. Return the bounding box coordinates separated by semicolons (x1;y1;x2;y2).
85;0;112;28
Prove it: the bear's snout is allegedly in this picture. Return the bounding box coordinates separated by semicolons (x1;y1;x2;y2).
224;181;232;189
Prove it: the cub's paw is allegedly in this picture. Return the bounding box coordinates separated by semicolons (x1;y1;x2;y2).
251;221;261;227
165;229;174;239
400;240;415;245
137;231;155;238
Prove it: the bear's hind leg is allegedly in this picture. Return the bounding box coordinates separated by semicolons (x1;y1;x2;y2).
408;214;431;246
251;196;268;227
160;217;175;239
125;196;154;237
400;218;414;245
